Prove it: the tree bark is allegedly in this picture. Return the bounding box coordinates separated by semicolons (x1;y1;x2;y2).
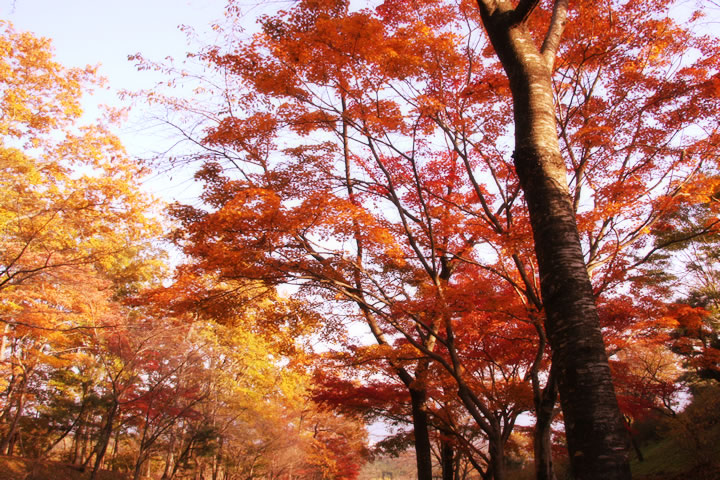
89;400;119;480
474;1;631;479
533;402;557;480
161;447;174;480
133;455;147;480
532;346;558;480
484;432;506;480
409;387;435;480
624;417;644;462
0;377;27;455
441;438;454;480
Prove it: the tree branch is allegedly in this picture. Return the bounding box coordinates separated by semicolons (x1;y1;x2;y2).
541;0;570;68
474;0;498;19
514;0;541;24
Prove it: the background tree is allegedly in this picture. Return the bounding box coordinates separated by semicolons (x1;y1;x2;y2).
0;19;370;480
0;21;164;458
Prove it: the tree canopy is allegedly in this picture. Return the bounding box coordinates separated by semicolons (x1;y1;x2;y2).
2;2;720;480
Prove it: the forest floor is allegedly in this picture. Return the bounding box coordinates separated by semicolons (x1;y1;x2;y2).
630;438;720;480
3;444;719;480
0;456;129;480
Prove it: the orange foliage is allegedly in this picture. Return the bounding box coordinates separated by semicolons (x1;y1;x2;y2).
130;0;720;473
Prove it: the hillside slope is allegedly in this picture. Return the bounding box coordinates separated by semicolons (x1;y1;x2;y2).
0;456;129;480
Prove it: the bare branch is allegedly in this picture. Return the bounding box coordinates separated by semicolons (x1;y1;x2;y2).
541;0;570;68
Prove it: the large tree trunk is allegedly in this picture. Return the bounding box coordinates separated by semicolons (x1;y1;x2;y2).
474;1;630;479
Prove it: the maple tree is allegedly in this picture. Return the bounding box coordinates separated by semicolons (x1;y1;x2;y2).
4;0;720;479
129;0;720;479
135;259;369;479
641;194;720;384
312;338;530;480
149;3;541;477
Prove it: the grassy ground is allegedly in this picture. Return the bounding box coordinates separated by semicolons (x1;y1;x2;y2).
0;456;130;480
631;438;720;480
630;437;690;479
631;386;720;480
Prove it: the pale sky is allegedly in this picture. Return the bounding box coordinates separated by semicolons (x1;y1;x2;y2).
1;1;225;145
0;1;225;71
0;0;252;202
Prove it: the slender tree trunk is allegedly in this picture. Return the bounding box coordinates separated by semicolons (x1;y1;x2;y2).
8;428;19;455
71;423;81;464
487;433;506;480
89;400;119;480
80;423;91;467
111;427;120;467
43;393;90;457
533;368;558;480
533;410;557;480
455;382;509;480
82;449;95;471
170;434;196;480
624;417;643;462
630;434;644;463
340;97;434;480
133;454;147;480
133;408;153;480
213;436;224;480
0;380;26;455
0;374;18;424
0;323;9;363
409;387;434;480
474;2;631;479
441;438;454;480
161;448;174;480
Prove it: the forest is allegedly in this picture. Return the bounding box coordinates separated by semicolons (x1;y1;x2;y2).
1;0;720;479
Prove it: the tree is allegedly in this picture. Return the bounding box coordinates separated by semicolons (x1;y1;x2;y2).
135;1;720;478
0;22;371;474
0;23;162;299
151;4;546;475
0;22;164;459
122;325;209;480
469;1;631;477
642;191;720;383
